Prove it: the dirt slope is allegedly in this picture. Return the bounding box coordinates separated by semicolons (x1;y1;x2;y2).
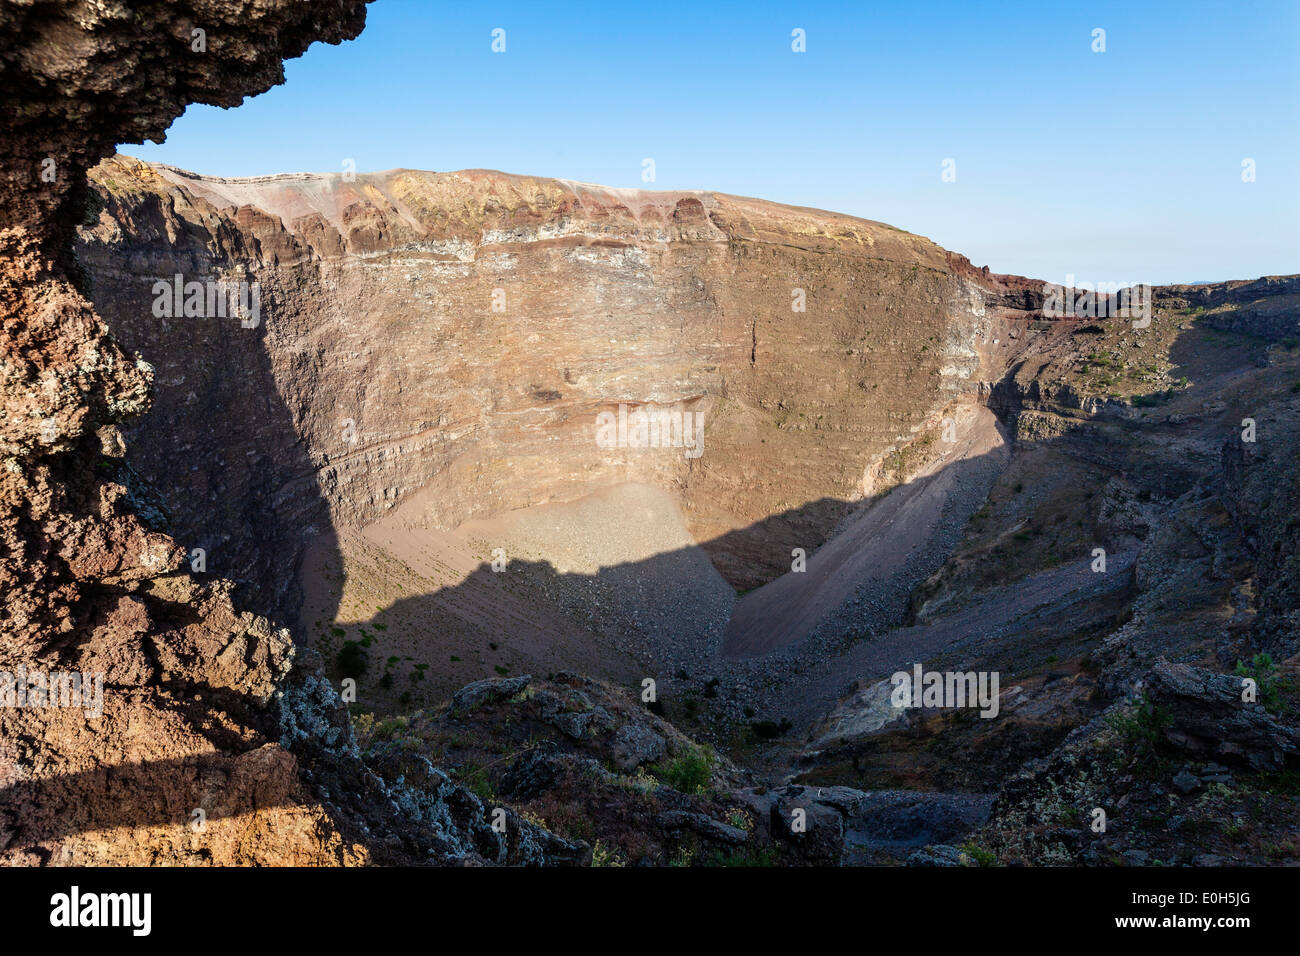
723;403;1009;658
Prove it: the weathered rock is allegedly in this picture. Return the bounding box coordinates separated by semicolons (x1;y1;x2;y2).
453;675;531;712
1172;769;1202;794
907;844;966;867
656;810;748;845
0;0;589;867
768;786;849;865
611;721;668;772
1147;661;1298;771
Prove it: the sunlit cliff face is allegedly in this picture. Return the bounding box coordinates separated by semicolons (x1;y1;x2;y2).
79;156;1032;623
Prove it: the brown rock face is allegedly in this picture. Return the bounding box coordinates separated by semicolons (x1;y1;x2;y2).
77;157;1037;622
0;1;580;867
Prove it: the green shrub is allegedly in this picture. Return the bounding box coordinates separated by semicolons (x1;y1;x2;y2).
750;718;793;740
1106;695;1171;765
455;764;494;802
336;640;367;678
960;842;997;866
709;847;776;867
656;745;715;794
1234;652;1290;715
591;841;625;867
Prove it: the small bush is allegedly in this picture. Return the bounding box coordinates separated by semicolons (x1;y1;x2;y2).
726;809;753;831
750;718;793;740
1257;769;1300;795
457;764;494;802
370;715;409;741
1234;652;1291;715
591;841;625;867
960;842;997;866
336;640;367;678
709;847;776;867
1106;695;1171;763
656;745;715;794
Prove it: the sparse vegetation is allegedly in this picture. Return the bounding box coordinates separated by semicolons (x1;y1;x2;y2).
1234;652;1292;716
709;846;776;867
336;640;367;678
960;842;997;866
654;744;715;795
1106;696;1171;765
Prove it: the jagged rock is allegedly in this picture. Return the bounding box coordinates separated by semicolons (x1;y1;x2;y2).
656;811;748;845
1172;769;1202;794
497;748;564;801
848;790;995;850
0;0;593;867
611;722;668;772
768;786;849;865
907;844;966;867
1147;661;1298;771
1200;763;1234;786
497;745;610;801
517;683;620;740
811;677;912;745
453;675;531;712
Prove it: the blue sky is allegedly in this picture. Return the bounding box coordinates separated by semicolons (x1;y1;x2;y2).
124;0;1299;284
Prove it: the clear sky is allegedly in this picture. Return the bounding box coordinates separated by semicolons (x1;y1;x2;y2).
123;0;1299;285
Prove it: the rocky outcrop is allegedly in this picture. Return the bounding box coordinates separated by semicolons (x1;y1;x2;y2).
0;0;584;866
1146;661;1298;771
1219;413;1300;657
1161;276;1300;341
354;673;993;865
